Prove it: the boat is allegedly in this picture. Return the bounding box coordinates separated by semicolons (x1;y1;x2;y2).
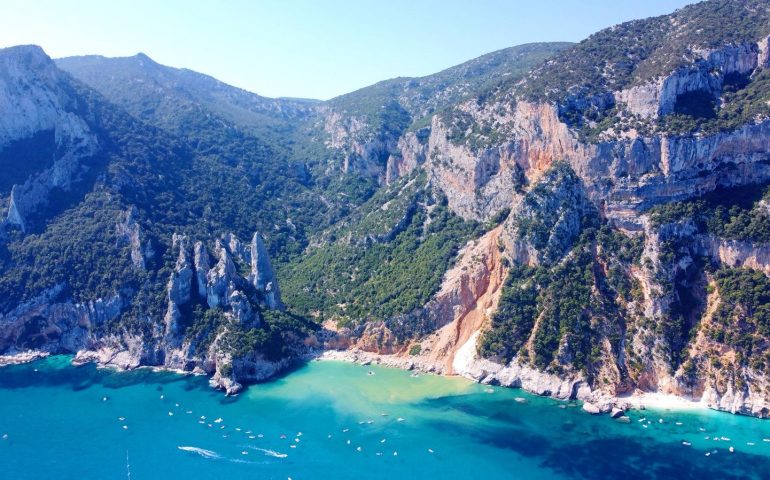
177;446;219;459
249;447;287;458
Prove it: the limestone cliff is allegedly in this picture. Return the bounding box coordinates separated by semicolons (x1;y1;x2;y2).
0;45;99;233
316;3;770;416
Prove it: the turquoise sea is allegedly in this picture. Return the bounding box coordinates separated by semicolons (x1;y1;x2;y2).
1;357;770;479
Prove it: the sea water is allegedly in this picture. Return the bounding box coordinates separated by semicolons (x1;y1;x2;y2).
1;356;770;479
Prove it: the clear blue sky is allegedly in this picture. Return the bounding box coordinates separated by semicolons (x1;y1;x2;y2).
0;0;696;100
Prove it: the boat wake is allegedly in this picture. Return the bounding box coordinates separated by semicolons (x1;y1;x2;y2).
247;446;288;458
177;446;221;459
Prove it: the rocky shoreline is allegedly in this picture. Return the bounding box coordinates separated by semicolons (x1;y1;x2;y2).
0;346;754;420
0;347;286;397
317;348;708;417
0;350;50;367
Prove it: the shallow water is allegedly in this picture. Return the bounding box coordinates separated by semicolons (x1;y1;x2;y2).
1;357;770;479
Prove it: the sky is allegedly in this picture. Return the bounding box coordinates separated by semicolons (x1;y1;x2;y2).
0;0;696;100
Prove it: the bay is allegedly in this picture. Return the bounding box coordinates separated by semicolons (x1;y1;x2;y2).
1;356;769;479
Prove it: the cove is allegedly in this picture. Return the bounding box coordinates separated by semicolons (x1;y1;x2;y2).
1;356;770;479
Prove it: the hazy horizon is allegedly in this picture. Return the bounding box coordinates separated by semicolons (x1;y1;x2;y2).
0;0;696;100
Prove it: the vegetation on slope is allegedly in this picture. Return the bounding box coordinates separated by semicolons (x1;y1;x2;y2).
432;0;770;142
649;183;770;244
479;163;644;378
523;0;770;101
280;173;480;326
708;268;770;369
479;220;643;378
327;42;572;136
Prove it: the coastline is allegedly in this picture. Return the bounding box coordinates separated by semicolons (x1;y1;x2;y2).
0;349;206;378
619;391;707;412
0;350;50;367
0;347;734;418
316;348;711;415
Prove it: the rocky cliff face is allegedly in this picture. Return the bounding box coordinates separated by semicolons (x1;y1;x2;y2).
327;225;507;370
696;235;770;275
0;283;123;354
426;96;770;229
618;40;769;119
321;108;401;179
0;46;99;233
411;226;507;374
317;17;770;415
315;43;572;183
214;3;770;412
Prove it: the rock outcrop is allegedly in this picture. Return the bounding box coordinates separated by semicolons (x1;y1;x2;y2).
618;41;763;119
163;234;194;342
696;236;770;276
115;207;151;269
385;128;429;185
0;226;287;395
205;239;238;309
249;233;282;310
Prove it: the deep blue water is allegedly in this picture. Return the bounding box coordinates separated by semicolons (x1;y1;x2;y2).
1;356;770;479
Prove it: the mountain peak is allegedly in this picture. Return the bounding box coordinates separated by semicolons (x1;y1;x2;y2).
132;52;160;68
0;44;53;68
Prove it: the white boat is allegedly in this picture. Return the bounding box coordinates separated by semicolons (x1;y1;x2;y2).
249;447;287;458
177;446;219;459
